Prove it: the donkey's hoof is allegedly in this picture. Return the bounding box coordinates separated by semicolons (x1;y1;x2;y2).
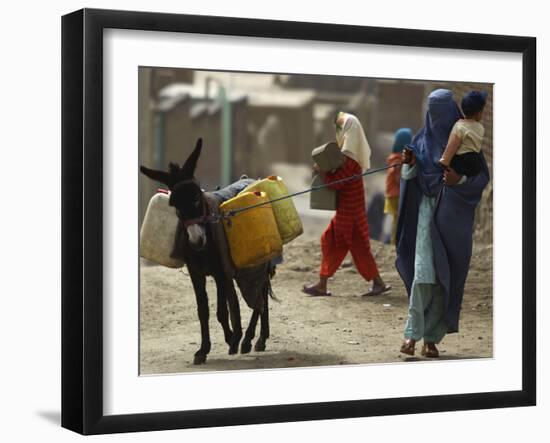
228;332;242;355
240;341;252;354
193;353;207;365
254;340;267;352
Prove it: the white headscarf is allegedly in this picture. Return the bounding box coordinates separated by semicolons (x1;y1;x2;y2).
335;113;371;170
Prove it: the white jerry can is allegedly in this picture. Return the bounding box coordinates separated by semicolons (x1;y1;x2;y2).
140;190;185;268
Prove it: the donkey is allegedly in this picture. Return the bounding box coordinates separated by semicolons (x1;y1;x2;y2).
140;138;272;364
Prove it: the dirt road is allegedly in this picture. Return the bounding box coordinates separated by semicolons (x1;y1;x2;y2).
139;237;493;374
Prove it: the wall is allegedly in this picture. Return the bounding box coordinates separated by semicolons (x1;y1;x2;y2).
377;81;425;133
433;81;494;244
150;68;194;97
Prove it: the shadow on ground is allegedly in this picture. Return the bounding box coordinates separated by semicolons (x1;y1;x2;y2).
402;355;490;362
146;350;350;374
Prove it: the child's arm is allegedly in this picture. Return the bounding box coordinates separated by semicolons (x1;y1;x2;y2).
439;132;462;168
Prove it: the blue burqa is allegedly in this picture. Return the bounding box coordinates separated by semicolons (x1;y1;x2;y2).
395;89;490;333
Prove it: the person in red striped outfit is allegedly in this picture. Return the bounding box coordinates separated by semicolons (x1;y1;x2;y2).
303;112;391;297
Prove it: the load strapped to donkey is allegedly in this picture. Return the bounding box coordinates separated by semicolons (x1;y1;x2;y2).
140;172;303;312
141;175;303;269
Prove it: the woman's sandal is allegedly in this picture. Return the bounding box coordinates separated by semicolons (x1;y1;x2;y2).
362;285;392;297
302;284;332;297
400;339;416;356
421;343;440;358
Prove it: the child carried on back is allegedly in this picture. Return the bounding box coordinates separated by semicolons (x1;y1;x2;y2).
439;91;488;177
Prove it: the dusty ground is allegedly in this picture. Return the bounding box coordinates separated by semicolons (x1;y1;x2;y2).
140;237;493;374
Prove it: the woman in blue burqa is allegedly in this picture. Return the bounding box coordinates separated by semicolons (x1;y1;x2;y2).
396;89;490;357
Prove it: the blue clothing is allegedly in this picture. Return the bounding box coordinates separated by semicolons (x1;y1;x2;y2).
392;128;413;153
404;282;447;343
396;89;490;335
401;164;445;342
414;197;437;283
407;89;462;197
401;164;436;284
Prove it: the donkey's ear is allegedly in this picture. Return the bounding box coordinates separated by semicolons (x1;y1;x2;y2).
140;165;175;189
181;138;202;178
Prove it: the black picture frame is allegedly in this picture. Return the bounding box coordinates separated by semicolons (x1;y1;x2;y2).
61;8;536;435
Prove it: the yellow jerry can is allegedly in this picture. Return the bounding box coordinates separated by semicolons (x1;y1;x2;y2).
220;191;283;269
241;175;303;244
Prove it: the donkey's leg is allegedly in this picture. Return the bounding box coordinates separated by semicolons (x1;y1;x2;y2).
225;280;242;355
240;309;260;354
213;275;234;348
189;269;211;364
254;293;269;352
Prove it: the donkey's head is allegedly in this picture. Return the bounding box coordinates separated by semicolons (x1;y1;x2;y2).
140;138;208;250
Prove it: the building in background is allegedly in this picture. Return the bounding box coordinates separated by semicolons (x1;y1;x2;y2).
138;67;493;243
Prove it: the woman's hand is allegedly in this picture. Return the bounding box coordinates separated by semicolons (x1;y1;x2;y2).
443;167;463;186
401;148;416;165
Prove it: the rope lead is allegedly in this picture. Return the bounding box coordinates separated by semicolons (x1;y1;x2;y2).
220;162;402;220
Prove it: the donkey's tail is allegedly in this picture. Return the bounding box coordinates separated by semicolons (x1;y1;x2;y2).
266;279;280;303
266;263;280;303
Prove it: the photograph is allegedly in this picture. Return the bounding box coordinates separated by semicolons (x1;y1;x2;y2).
138;67;493;374
0;0;546;440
